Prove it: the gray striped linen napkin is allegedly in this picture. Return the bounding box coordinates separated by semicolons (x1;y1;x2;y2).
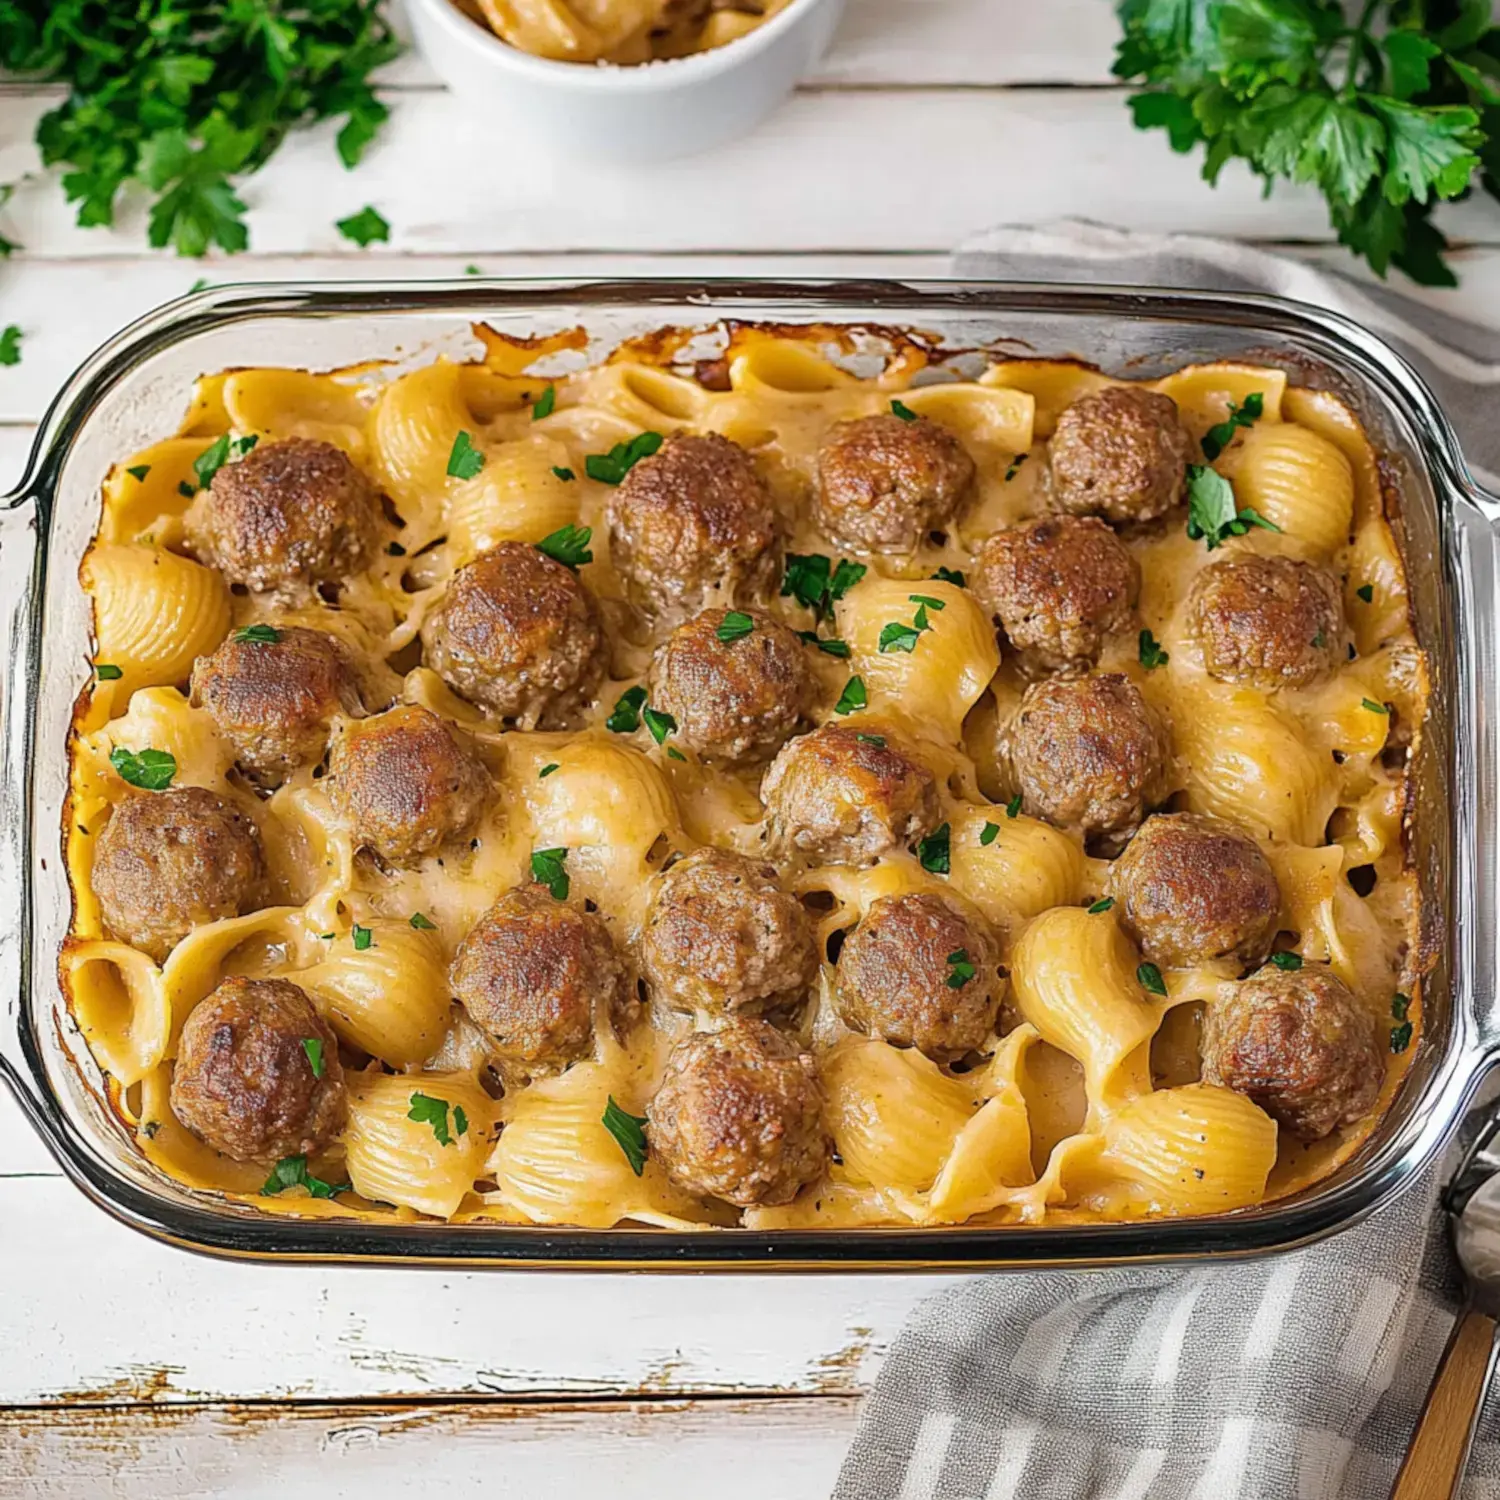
832;222;1500;1500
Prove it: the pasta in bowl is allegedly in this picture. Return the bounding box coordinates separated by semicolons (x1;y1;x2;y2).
62;319;1431;1237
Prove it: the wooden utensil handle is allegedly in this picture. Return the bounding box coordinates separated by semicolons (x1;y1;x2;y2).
1392;1307;1499;1499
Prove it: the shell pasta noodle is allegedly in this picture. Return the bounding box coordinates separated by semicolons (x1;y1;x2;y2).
61;320;1431;1233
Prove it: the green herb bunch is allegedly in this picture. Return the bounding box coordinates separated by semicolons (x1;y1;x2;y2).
0;1;400;257
1114;0;1500;285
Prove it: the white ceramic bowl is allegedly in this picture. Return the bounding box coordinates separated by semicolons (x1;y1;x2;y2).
407;0;845;161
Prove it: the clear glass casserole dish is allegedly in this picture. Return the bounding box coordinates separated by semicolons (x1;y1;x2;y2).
1;278;1495;1270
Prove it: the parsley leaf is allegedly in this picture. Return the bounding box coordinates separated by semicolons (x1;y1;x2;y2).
1393;992;1412;1021
1200;392;1264;462
1088;897;1115;914
1004;453;1028;482
352;925;373;951
1390;1019;1413;1053
916;822;951;875
602;1096;649;1176
233;623;281;646
536;524;592;569
797;631;851;658
1270;951;1303;971
642;706;677;745
1006;794;1022;819
539;763;560;779
890;398;919;421
336;204;390;247
716;611;755;643
1185;465;1280;549
1138;628;1170;670
585;431;663;485
781;554;866;620
125;465;151;482
878;620;924;653
194;432;257;489
446;431;485;481
109;746;176;791
1362;697;1390;714
834;676;867;715
532;384;556;420
531;846;570;901
931;566;967;587
1137;962;1168;998
946;948;976;989
979;821;1000;846
0;325;22;367
261;1155;348;1200
606;685;648;734
95;663;123;681
301;1038;325;1079
855;733;886;747
409;912;438;930
552;466;575;482
1356;583;1375;603
908;593;946;612
408;1092;456;1147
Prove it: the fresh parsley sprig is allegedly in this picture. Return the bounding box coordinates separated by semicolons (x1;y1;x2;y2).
1185;465;1281;550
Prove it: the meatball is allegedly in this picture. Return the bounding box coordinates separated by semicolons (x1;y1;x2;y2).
191;625;366;787
170;977;345;1162
607;434;780;615
93;787;266;962
1108;813;1280;969
642;848;816;1017
973;515;1140;673
450;885;635;1074
1048;385;1194;524
647;1020;829;1207
761;721;940;865
327;704;489;866
1004;672;1170;853
188;437;380;593
835;891;1000;1061
1200;965;1384;1140
815;412;975;553
1187;555;1346;690
420;543;605;727
647;607;817;764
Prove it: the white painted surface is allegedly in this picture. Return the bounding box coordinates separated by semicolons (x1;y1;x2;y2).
5;0;1498;1493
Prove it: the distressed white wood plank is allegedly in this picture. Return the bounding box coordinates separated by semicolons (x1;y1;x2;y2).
3;89;1499;262
0;1396;859;1500
0;1176;940;1404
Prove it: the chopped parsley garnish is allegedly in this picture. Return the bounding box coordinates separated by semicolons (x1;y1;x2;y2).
606;685;647;734
908;593;946;612
780;553;866;620
1186;465;1280;550
446;430;485;481
352;924;373;951
1270;951;1304;971
0;325;21;367
232;623;281;645
408;1092;458;1147
95;663;123;681
585;431;663;485
465;265;482;276
1005;794;1022;819
1356;584;1375;604
642;706;677;745
261;1155;347;1199
979;821;1000;846
536;523;592;569
178;481;197;499
666;746;687;762
1088;897;1115;914
890;398;919;421
602;1096;649;1176
1138;629;1170;670
301;1038;325;1079
1312;631;1326;649
1362;697;1389;715
193;432;257;489
716;611;755;644
834;676;867;715
125;464;151;482
539;763;560;779
336;204;390;247
1393;993;1412;1021
916;822;951;876
878;620;924;654
1137;962;1168;997
531;846;570;900
454;1106;470;1139
532;384;556;420
552;466;575;482
946;948;976;989
855;733;886;748
109;746;176;790
797;631;851;658
409;912;437;930
1390;1020;1413;1054
1004;453;1028;482
931;566;966;587
1200;392;1264;463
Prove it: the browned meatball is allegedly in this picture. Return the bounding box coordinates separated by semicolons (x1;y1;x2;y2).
93;787;266;962
420;543;605;728
191;625;366;788
170;977;345;1162
647;607;817;764
1108;813;1280;969
327;704;489;866
761;721;940;865
647;1020;829;1207
450;885;635;1074
188;438;380;593
1048;385;1193;524
1200;965;1383;1140
607;434;780;614
1187;555;1346;690
973;515;1140;673
835;891;1000;1061
1004;673;1170;853
641;848;816;1017
815;413;975;553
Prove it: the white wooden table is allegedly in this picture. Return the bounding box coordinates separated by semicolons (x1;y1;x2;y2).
4;4;1500;1494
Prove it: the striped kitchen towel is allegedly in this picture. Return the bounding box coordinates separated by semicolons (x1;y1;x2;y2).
833;223;1500;1500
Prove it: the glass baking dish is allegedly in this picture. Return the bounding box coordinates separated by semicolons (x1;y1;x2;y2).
2;278;1496;1270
